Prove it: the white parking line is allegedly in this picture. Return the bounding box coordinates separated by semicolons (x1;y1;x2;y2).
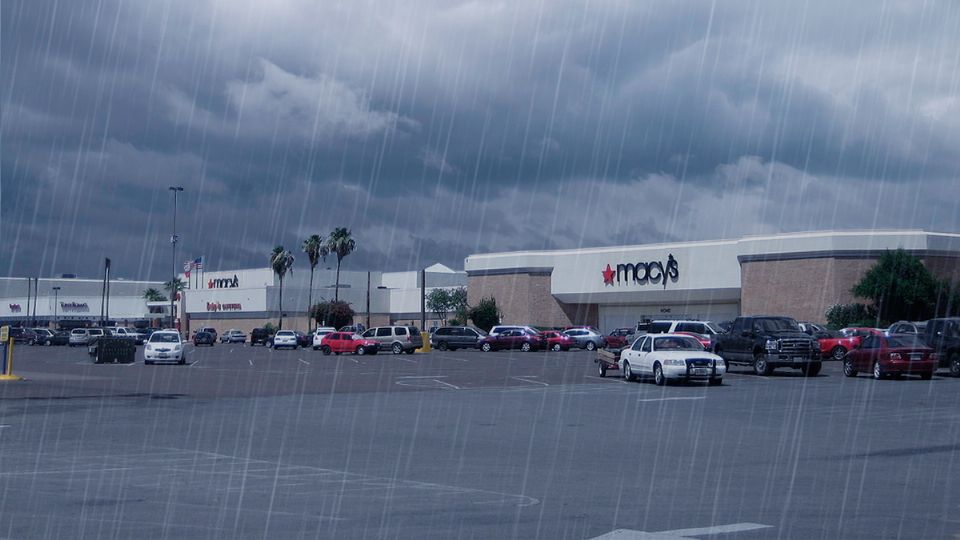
248;359;253;367
298;359;310;366
590;522;772;539
635;397;706;403
510;376;548;386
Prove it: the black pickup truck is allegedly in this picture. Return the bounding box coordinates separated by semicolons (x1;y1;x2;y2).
924;318;960;376
713;315;822;376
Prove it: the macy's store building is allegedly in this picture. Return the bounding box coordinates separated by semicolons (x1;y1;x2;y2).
465;230;960;332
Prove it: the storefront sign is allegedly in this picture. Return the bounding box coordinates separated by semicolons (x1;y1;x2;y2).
8;304;21;312
208;275;240;289
206;302;242;312
60;302;90;312
603;254;680;289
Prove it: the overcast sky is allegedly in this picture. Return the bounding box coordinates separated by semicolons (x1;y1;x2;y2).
2;0;960;280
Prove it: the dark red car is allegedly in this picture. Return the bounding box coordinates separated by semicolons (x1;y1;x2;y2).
319;332;380;355
479;329;546;352
842;333;936;379
605;328;635;349
541;331;576;351
675;331;711;349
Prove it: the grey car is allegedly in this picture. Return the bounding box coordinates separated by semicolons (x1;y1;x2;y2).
361;326;423;354
220;329;246;343
430;326;486;351
562;328;607;351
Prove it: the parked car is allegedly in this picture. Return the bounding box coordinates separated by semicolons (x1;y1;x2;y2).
541;330;577;352
843;333;936;380
311;327;337;350
294;331;310;348
619;333;725;386
430;326;486;351
339;324;366;334
479;329;546;352
144;330;186;365
106;327;145;345
31;328;55;346
319;332;380;355
220;329;246;343
644;320;723;337
69;328;92;346
675;331;712;349
43;330;70;346
818;327;879;360
193;331;216;346
888;321;928;335
250;327;274;346
923;318;960;376
798;322;833;338
272;330;299;350
605;328;635;349
488;325;539;337
562;328;606;351
713;316;821;376
197;327;218;342
9;327;38;345
360;326;423;354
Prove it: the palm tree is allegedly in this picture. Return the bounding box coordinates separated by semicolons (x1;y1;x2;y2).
143;287;166;302
302;234;329;332
326;227;356;302
270;246;296;329
163;278;186;297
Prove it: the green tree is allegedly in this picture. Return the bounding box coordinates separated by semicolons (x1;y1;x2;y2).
143;287;167;302
302;234;329;332
448;287;469;326
325;227;356;302
852;249;940;325
270;246;296;329
467;296;500;332
426;289;451;325
163;278;186;296
824;303;876;330
311;300;355;330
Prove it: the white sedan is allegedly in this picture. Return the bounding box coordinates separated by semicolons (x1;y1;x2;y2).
144;330;186;365
272;330;299;349
311;327;337;350
619;333;725;386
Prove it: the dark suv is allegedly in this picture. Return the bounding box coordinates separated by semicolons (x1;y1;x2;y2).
713;315;821;376
431;326;486;351
924;318;960;376
250;327;274;346
10;327;38;345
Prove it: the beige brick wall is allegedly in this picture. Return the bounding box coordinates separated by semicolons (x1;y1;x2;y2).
924;256;960;285
468;273;597;328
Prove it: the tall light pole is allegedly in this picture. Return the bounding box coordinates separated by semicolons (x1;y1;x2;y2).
52;286;60;328
169;186;184;330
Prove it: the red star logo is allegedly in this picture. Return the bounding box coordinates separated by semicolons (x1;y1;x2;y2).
602;264;615;285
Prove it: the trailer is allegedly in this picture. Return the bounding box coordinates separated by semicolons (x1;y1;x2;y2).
594;348;622;377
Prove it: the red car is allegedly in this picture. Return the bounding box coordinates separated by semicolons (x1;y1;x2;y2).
605;328;635;349
541;331;577;351
842;333;936;379
319;332;379;355
675;331;711;349
479;329;546;352
819;327;879;360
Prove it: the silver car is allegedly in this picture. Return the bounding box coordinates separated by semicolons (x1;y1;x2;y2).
220;329;246;343
360;326;423;354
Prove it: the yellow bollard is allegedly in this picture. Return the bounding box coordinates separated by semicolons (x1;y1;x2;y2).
0;338;22;381
416;331;432;353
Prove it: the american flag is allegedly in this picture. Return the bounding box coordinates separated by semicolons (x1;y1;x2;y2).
193;257;203;270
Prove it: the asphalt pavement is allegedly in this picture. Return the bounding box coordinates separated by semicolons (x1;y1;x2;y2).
1;344;959;539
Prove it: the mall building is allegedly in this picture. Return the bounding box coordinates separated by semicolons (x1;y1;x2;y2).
0;264;466;334
465;230;960;332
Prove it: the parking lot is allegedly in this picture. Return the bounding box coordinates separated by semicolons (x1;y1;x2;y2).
2;344;960;539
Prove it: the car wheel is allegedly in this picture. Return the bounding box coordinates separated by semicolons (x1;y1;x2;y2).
653;363;665;386
802;363;821;377
873;360;884;380
709;377;722;386
312;346;319;351
481;343;492;352
843;358;858;377
28;339;35;346
598;362;607;377
753;354;772;376
179;357;186;365
520;342;532;352
950;353;960;377
586;341;597;351
356;346;366;355
831;346;847;361
551;343;561;352
321;346;331;356
437;341;449;351
392;343;403;355
145;360;153;365
920;372;933;380
622;361;634;382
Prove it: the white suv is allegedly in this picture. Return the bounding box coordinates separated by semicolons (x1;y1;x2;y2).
645;320;722;336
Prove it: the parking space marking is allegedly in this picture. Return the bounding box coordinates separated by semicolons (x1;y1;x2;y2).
511;376;549;386
635;396;707;403
590;522;772;539
248;359;253;366
298;359;310;366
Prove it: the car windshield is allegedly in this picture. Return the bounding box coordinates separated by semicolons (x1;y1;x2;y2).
149;333;179;343
886;335;927;348
755;318;801;332
653;336;704;351
277;331;294;337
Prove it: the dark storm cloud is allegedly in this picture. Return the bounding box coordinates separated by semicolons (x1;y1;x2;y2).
2;0;960;280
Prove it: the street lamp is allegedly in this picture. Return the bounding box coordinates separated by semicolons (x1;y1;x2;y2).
169;186;184;330
52;286;61;328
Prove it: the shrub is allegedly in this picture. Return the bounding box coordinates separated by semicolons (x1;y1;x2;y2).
467;296;500;332
311;300;355;330
825;303;875;329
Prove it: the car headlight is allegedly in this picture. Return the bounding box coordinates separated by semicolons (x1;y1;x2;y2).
765;339;779;350
145;344;153;352
664;358;686;366
174;344;182;351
